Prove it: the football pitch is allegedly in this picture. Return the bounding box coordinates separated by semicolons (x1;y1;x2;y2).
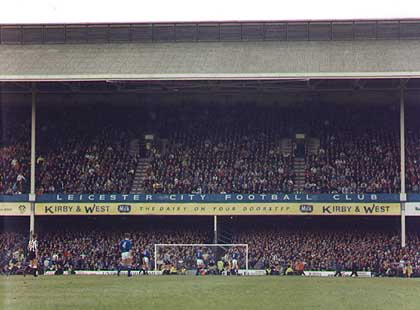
1;276;420;310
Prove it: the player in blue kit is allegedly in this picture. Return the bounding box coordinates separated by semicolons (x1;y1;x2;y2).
195;248;204;275
118;233;133;277
232;249;240;275
140;248;151;275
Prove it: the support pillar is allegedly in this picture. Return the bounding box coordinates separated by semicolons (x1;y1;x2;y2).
29;83;36;237
400;86;406;248
213;215;218;244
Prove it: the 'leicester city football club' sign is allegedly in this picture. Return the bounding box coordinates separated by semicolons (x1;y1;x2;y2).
36;193;400;203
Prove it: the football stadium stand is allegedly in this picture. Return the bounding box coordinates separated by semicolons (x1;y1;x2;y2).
2;19;420;283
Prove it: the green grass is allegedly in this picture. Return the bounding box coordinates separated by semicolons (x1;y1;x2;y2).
1;276;420;310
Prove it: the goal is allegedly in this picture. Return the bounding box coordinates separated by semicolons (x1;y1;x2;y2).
154;243;249;274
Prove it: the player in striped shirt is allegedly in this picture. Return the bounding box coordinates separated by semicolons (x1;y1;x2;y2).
26;234;38;277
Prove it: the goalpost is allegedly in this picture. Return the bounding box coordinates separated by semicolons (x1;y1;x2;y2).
154;243;249;274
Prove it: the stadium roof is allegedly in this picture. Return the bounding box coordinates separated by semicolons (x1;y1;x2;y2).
1;40;420;81
2;20;420;44
1;19;420;82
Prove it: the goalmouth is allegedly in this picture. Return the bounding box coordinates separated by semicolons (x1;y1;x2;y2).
154;243;249;274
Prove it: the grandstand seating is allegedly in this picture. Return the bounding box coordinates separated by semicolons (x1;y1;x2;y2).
1;103;420;194
34;107;141;194
143;104;294;194
0;107;30;194
406;106;420;193
303;105;400;193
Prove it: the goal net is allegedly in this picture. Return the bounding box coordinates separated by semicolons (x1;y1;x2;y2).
154;243;249;274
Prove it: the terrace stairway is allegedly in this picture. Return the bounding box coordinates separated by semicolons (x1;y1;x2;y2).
130;158;152;194
293;157;306;192
129;138;152;194
292;137;320;192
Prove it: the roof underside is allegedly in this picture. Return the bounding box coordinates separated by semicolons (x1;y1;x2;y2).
1;40;420;81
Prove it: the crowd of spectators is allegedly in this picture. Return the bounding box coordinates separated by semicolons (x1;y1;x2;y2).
228;217;420;277
0;107;30;195
1;105;142;195
34;106;140;194
2;103;420;194
1;218;419;277
406;107;420;193
143;104;295;194
0;232;27;274
0;226;212;274
304;106;400;193
234;229;420;276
